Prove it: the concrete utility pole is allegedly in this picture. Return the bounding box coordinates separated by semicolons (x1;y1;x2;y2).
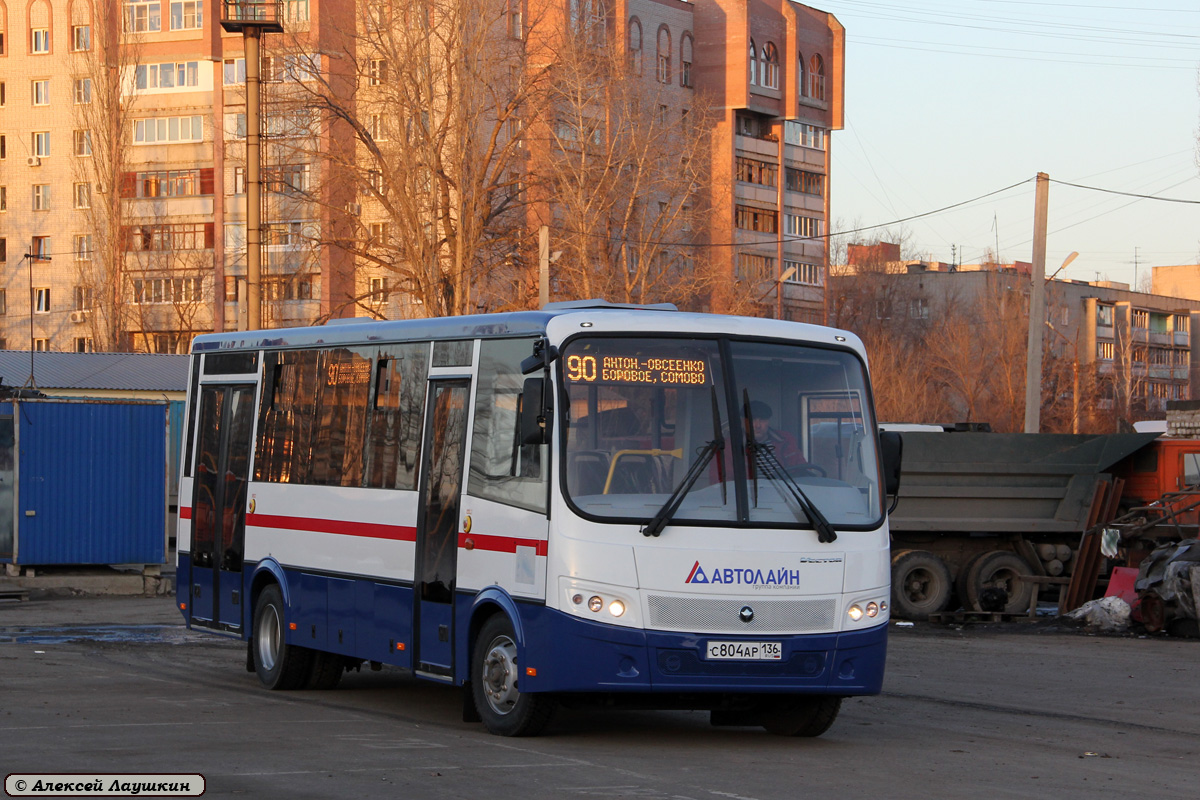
222;2;283;331
1024;172;1050;433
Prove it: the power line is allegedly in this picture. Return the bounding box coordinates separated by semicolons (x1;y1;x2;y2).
1050;178;1200;203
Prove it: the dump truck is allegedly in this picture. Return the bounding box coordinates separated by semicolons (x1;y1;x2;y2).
886;430;1200;619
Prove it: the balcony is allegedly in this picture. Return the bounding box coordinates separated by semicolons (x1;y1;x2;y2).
221;1;284;32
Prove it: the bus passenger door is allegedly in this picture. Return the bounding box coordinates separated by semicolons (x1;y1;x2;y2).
190;384;255;632
414;379;470;679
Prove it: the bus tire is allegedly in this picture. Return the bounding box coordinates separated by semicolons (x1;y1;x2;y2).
252;584;312;691
891;550;953;620
964;551;1034;614
761;695;842;737
471;615;556;737
306;652;344;690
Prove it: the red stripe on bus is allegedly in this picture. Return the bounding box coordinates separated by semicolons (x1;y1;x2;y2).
180;506;193;520
459;533;548;557
247;513;418;542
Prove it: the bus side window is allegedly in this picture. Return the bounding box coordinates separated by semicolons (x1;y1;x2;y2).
364;343;428;490
468;337;548;513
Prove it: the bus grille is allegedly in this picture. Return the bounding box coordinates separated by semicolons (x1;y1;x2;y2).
646;595;837;633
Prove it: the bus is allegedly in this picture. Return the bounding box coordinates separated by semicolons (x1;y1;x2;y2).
177;300;899;737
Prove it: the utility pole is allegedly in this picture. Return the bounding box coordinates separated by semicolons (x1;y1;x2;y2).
538;226;550;309
222;1;282;331
1024;172;1050;433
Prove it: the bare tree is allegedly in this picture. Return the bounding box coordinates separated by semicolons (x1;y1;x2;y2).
71;4;142;350
532;15;719;309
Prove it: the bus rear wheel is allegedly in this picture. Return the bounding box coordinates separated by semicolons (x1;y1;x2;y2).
252;584;312;690
471;615;556;737
760;695;842;737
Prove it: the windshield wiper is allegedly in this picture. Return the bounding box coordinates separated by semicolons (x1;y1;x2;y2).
742;390;838;544
642;389;726;538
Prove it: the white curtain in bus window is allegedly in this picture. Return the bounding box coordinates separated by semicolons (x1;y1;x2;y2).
467;337;548;513
364;343;428;490
729;341;882;527
561;337;734;522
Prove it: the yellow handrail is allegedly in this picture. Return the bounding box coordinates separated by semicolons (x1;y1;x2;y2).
603;448;684;494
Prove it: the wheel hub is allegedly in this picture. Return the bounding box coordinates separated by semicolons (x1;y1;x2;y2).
482;636;519;715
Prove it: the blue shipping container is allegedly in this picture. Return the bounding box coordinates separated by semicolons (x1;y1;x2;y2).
0;399;168;566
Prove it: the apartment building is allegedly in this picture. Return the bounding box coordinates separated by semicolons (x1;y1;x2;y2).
0;1;842;351
831;258;1200;424
0;0;353;353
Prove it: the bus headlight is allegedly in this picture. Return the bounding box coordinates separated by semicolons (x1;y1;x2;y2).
588;596;603;612
561;579;639;628
848;604;864;622
866;602;879;618
609;600;625;617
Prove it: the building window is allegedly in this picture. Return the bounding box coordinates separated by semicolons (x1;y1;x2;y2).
170;1;204;30
508;1;522;40
223;58;246;85
75;337;94;353
75;183;91;209
368;222;390;244
909;297;929;320
369;276;389;303
32;29;50;54
797;52;807;97
34;288;51;314
232;167;246;195
125;223;214;252
75;129;93;156
736;157;777;187
368;58;387;85
809;54;825;101
0;134;5;158
0;290;5;314
1132;309;1149;329
783;260;821;286
266;221;305;247
680;34;693;88
656;26;671;84
785;167;824;196
225;276;240;301
74;286;94;311
762;42;779;89
75;234;94;261
33;184;51;211
784;121;826;150
136;62;201;90
1097;341;1115;361
132;276;204;304
75;78;92;104
32;131;51;157
284;0;310;22
784;214;822;239
0;82;5;106
735;205;777;234
32;79;50;106
737;253;775;282
133;116;204;144
32;237;51;261
125;2;162;33
628;19;642;75
128;168;214;198
0;186;6;211
266;164;309;195
73;25;91;51
34;339;50;351
1097;304;1114;327
748;39;757;86
0;239;5;262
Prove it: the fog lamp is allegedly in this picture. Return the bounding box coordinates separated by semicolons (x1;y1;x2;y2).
588;596;603;612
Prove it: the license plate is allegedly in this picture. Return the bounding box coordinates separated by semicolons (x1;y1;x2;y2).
705;641;782;661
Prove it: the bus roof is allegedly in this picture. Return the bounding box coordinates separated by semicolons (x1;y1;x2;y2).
190;302;862;354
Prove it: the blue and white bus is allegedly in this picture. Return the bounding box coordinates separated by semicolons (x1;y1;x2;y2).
177;301;898;737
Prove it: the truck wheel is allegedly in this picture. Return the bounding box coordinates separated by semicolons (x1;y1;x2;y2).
761;695;842;737
252;584;312;690
891;550;953;620
964;551;1034;614
471;615;556;736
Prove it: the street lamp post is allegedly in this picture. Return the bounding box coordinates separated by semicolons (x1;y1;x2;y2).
23;250;51;389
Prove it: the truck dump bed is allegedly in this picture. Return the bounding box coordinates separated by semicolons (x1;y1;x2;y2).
891;432;1159;535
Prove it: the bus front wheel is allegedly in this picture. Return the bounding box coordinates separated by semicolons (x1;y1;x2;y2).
252;584;312;690
760;695;842;737
471;615;556;736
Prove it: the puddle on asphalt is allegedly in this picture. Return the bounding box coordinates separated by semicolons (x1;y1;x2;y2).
0;625;212;645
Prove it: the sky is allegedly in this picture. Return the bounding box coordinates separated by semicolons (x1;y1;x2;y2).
819;0;1200;289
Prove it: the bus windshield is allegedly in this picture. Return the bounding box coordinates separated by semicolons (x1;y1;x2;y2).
561;336;883;529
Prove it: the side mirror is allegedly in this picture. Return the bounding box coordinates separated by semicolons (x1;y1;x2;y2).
878;430;903;507
520;377;549;445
